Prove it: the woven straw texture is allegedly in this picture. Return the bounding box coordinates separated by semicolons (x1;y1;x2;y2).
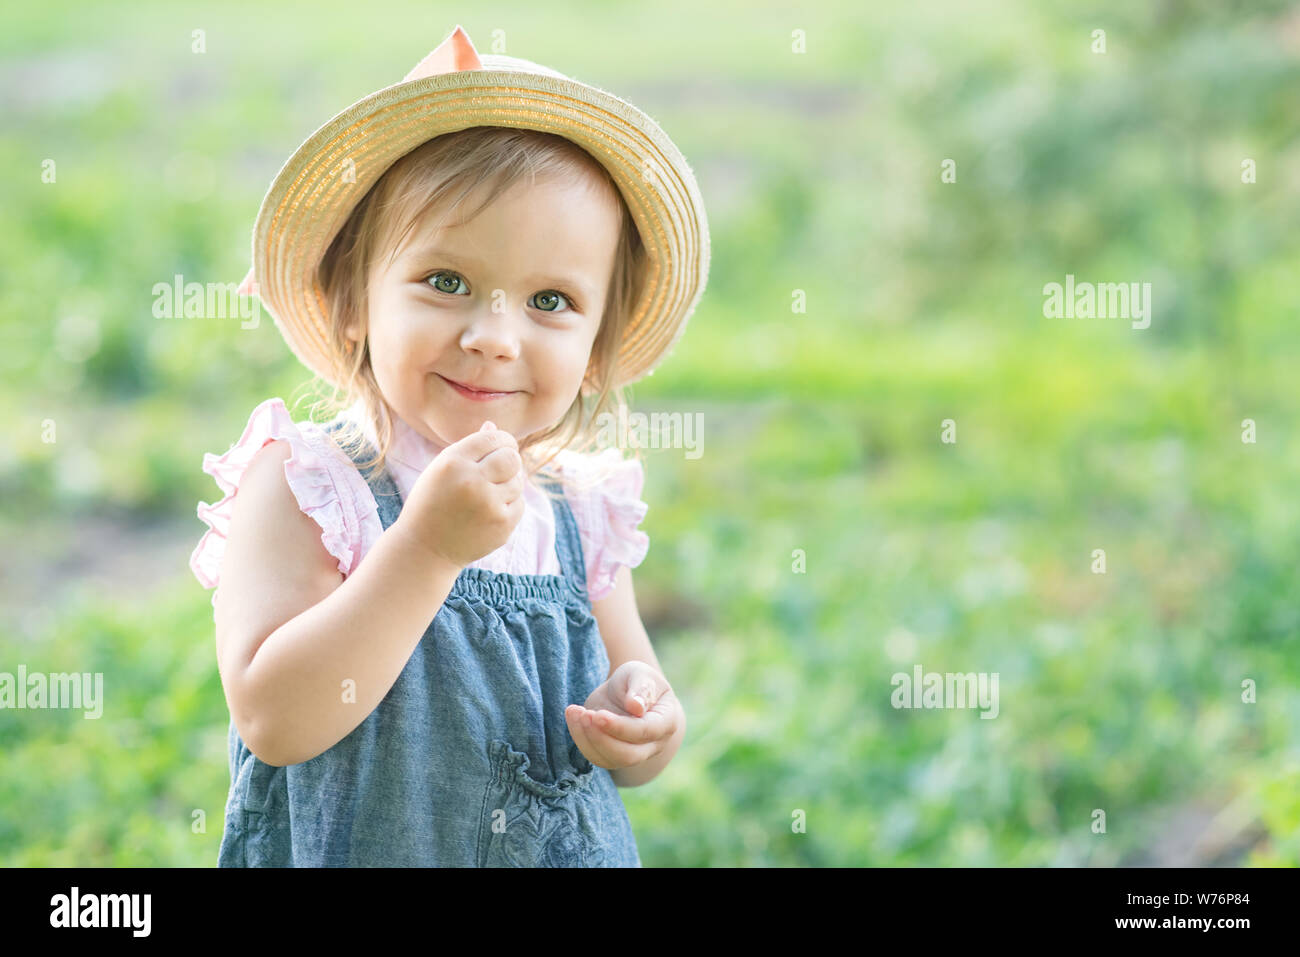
246;52;709;390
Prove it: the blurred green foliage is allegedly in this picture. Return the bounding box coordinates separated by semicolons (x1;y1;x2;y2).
1;0;1298;865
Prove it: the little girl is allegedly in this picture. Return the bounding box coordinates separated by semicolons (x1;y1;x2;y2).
188;26;709;866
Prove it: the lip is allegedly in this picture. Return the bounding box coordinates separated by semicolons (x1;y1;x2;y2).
437;374;518;401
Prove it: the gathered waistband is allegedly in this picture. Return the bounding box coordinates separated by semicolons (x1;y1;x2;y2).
448;566;585;604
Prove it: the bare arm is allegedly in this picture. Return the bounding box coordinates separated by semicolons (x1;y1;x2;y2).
214;440;461;767
591;565;686;788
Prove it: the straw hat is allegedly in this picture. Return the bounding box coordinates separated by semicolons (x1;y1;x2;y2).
235;24;709;390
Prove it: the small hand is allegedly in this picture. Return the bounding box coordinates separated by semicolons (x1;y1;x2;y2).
564;660;679;771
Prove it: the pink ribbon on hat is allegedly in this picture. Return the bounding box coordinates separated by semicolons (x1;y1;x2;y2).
402;23;482;81
235;25;483;297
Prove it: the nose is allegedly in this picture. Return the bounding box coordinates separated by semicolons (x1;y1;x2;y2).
458;306;521;361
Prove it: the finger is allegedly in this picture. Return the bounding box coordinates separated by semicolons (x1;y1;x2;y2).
623;671;666;717
587;702;675;745
567;705;619;768
564;705;608;769
599;730;660;766
456;425;518;463
499;473;527;507
575;706;649;768
504;492;527;522
479;445;523;484
576;708;626;768
581;712;659;766
626;684;657;716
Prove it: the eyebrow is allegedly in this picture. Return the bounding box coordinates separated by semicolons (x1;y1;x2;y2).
403;244;597;303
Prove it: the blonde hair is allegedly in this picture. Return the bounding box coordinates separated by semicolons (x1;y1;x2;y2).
299;125;650;502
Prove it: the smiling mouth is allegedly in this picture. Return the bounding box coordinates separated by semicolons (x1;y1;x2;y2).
437;374;518;398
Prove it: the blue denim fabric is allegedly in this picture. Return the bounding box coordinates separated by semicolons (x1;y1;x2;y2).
217;420;641;867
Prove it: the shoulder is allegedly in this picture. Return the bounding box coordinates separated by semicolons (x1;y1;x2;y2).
551;447;646;499
549;449;649;603
189;398;382;601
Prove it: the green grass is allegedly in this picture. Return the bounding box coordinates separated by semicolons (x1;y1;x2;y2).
2;0;1298;865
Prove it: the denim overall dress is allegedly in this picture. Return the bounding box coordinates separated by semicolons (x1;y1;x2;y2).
217;419;642;867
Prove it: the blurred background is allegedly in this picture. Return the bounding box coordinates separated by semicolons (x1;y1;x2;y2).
2;0;1298;865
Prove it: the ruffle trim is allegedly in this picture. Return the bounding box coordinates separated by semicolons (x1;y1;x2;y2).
555;449;649;603
188;398;383;606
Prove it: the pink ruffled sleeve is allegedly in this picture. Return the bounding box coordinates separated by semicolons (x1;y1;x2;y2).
189;397;382;607
558;449;650;603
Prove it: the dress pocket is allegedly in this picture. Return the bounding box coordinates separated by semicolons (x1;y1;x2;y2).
476;739;612;867
237;808;292;868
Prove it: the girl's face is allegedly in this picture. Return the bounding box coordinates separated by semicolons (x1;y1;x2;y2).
348;172;622;451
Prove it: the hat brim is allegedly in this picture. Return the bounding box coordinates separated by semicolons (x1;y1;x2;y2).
248;68;709;390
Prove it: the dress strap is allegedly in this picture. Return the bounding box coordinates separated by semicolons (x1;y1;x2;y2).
541;473;589;603
321;418;402;522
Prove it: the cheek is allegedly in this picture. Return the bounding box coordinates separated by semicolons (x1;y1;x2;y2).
367;302;422;359
531;347;580;387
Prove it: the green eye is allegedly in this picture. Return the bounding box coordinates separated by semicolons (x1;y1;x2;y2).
427;271;467;294
532;290;571;312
